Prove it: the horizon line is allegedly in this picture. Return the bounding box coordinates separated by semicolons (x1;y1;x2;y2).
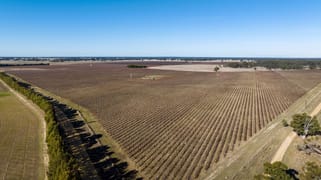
1;56;321;59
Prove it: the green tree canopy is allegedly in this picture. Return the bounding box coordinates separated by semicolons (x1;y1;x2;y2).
255;162;296;180
290;113;320;136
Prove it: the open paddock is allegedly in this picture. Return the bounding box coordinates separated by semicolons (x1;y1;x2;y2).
9;62;321;179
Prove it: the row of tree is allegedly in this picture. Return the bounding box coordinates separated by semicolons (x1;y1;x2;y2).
0;63;49;67
0;72;79;180
227;60;321;70
227;61;256;68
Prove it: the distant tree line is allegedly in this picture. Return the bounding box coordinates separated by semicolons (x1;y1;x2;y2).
0;63;49;67
227;61;256;68
227;60;321;70
127;64;147;68
0;72;79;180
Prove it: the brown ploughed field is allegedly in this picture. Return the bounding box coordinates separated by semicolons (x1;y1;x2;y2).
8;63;321;179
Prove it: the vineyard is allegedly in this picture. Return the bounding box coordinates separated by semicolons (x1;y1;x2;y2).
9;63;321;179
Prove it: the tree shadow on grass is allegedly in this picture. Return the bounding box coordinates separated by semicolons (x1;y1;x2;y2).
100;162;140;180
71;120;85;128
53;100;140;179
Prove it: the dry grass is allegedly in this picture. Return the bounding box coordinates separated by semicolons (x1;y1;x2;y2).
0;83;6;91
0;89;45;180
283;136;321;174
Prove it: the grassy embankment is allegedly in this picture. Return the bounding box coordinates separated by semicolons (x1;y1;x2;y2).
0;72;79;180
0;82;45;179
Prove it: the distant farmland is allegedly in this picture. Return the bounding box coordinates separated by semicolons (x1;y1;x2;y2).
9;63;321;179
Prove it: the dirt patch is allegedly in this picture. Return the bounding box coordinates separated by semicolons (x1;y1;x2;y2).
149;64;268;72
141;75;167;80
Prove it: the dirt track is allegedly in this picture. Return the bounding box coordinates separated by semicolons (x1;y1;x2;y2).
311;101;321;117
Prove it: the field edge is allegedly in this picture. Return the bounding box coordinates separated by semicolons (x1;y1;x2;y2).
203;82;321;180
0;79;47;180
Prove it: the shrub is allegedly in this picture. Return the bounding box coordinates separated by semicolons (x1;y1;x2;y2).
254;162;296;180
282;119;289;127
127;64;147;68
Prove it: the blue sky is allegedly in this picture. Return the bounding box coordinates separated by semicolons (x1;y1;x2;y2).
0;0;321;57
